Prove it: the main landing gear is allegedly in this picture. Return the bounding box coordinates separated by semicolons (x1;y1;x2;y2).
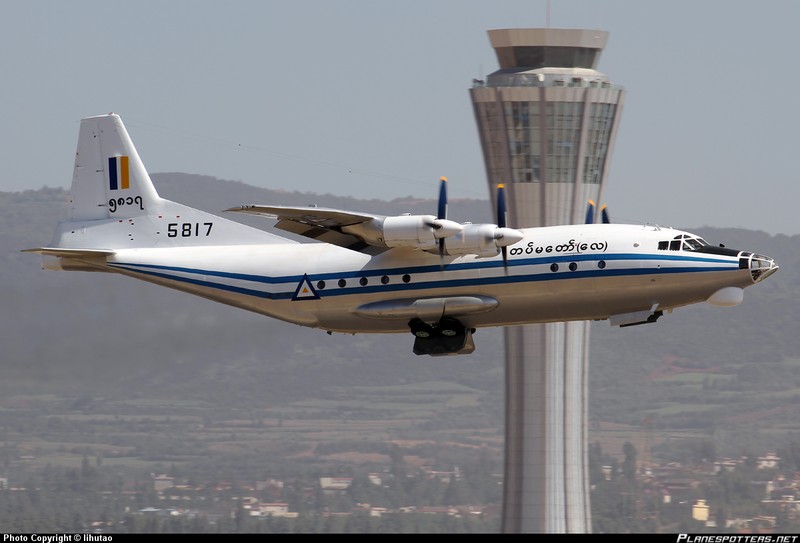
409;317;476;356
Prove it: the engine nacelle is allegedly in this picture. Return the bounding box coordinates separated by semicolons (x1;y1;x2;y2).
381;215;462;250
444;224;524;257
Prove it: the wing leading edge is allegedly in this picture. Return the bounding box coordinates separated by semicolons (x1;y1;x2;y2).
226;204;386;254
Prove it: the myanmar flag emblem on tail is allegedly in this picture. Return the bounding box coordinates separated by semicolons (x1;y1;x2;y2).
108;156;130;190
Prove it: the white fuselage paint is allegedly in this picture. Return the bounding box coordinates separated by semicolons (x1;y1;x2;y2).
92;223;766;334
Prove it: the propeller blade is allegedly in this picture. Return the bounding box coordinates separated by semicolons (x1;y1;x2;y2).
585;200;596;224
601;205;610;224
497;184;509;270
438;177;448;265
437;176;448;220
497;184;508;229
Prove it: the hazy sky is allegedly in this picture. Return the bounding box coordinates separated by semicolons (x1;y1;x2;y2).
2;0;798;235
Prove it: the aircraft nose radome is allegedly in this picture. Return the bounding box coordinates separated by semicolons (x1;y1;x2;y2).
750;253;778;283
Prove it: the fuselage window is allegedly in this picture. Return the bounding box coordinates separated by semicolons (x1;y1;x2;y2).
381;275;390;285
338;279;347;288
359;277;368;286
402;274;411;283
317;280;326;290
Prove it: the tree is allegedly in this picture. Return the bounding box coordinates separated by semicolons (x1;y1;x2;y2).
588;442;606;485
622;442;638;480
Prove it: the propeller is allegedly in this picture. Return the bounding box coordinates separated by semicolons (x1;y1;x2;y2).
422;178;461;237
601;205;610;224
491;183;524;270
423;176;462;268
423;180;521;262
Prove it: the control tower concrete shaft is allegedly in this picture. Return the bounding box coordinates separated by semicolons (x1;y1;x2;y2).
469;28;625;533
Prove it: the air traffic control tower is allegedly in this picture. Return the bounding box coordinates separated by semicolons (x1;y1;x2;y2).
470;28;625;533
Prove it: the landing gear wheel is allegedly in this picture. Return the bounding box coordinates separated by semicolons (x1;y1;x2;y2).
409;318;435;338
438;317;466;337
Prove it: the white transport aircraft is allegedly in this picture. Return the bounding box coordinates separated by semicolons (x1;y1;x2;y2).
25;114;779;355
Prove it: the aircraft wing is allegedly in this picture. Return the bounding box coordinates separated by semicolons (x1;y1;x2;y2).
225;205;387;253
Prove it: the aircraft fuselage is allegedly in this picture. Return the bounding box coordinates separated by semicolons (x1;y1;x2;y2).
79;222;773;334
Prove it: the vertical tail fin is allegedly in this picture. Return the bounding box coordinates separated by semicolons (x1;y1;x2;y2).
36;113;290;253
70;113;163;220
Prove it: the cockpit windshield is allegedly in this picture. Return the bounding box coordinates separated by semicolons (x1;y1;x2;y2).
657;235;709;252
683;237;707;250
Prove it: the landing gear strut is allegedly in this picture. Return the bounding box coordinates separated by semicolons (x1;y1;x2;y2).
409;318;475;356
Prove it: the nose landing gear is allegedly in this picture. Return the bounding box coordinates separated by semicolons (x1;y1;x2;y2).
409;318;475;356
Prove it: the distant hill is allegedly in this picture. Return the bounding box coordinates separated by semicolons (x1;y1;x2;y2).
4;174;800;458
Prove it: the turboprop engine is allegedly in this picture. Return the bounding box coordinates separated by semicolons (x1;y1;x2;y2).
380;214;463;251
444;223;524;257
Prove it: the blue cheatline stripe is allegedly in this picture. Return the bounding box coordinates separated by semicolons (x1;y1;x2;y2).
111;261;303;284
108;255;739;302
108;157;118;190
108;264;293;300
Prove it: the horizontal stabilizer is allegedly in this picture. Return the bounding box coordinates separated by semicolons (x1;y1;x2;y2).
23;247;114;272
21;247;115;258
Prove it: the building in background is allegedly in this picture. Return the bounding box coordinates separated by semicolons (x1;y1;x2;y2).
470;28;626;533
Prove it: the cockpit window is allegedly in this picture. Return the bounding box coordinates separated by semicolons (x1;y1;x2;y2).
658;235;709;251
683;238;705;250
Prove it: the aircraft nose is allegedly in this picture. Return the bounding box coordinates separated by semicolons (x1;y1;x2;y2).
747;253;779;283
